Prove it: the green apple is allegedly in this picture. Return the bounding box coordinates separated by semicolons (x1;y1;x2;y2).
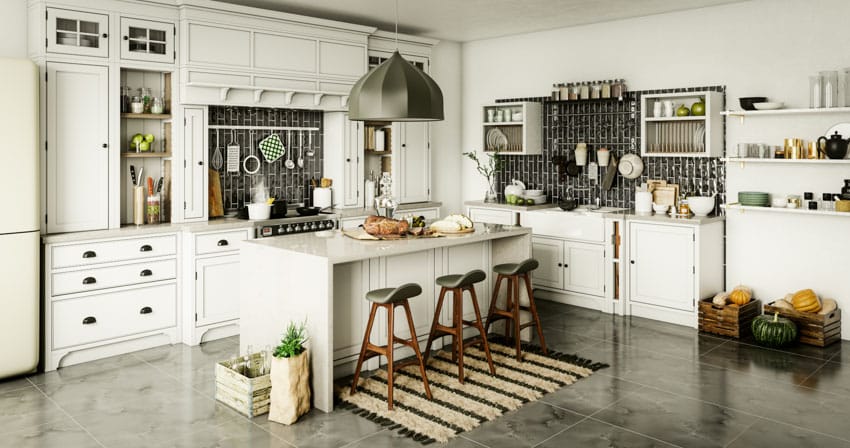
506;194;516;204
691;100;706;116
676;105;690;117
139;140;151;152
516;198;526;206
131;133;144;145
526;198;535;205
143;134;155;143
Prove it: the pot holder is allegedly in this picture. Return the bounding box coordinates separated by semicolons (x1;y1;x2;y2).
258;133;285;163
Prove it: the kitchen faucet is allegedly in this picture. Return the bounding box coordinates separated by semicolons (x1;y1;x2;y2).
572;184;602;210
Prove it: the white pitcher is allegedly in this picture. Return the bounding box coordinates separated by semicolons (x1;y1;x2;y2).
663;100;675;117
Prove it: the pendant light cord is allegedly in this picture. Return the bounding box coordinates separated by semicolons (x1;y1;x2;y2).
394;0;399;49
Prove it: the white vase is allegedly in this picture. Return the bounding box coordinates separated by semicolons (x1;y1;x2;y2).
268;350;311;425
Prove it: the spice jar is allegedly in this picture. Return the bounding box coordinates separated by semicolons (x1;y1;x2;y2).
569;83;580;101
559;83;569;101
146;194;161;224
590;81;602;99
601;80;611;99
150;97;164;114
579;82;590;100
130;95;143;114
140;88;152;113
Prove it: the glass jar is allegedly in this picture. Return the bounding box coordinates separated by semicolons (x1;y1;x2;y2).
601;80;611;99
569;83;580;100
559;83;569;101
821;70;839;108
150;97;164;115
120;86;130;113
810;75;823;109
611;79;625;99
130;95;144;114
146;194;161;224
551;84;560;101
590;81;602;99
579;82;590;100
822;193;834;211
140;87;152;113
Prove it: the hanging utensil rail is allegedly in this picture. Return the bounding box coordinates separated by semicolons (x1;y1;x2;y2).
208;125;320;131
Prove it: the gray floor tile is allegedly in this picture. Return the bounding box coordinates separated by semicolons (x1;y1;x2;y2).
0;376;35;393
699;340;826;385
1;417;102;448
255;408;383;448
538;418;677;448
541;373;644;416
461;401;584;448
28;352;144;387
726;418;850;448
534;329;605;355
737;335;844;362
134;338;241;396
591;387;757;447
801;360;850;398
168;418;293;448
0;385;68;435
345;428;487;447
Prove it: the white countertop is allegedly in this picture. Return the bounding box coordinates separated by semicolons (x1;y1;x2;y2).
41;217;258;244
332;201;443;220
244;224;531;264
464;200;554;212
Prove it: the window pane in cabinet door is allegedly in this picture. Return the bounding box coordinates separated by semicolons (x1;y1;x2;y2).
129;26;146;40
56;18;76;32
149;42;166;55
79;34;99;49
129;40;147;53
56;32;77;46
79;20;99;35
149;29;166;42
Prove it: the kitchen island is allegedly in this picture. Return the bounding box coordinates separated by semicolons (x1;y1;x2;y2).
239;225;532;411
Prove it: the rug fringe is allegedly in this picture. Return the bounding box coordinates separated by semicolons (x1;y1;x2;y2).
487;335;610;371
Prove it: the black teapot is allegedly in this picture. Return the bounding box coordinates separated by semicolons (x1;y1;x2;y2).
817;131;848;159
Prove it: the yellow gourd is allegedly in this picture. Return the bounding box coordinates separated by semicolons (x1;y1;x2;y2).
773;299;795;311
791;289;821;313
729;286;753;306
712;292;729;307
819;298;837;316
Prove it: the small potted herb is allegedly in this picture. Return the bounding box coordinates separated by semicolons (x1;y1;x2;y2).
268;320;311;425
463;151;502;202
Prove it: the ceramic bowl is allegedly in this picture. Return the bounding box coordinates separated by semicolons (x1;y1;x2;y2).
525;189;544;196
619;154;644;179
688;196;715;217
739;97;767;111
652;203;669;214
753;102;784;110
247;203;271;220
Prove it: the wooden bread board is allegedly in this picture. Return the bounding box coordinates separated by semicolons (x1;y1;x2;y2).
342;228;442;240
652;184;679;207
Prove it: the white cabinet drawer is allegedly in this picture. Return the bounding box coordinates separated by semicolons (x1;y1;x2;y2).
52;283;177;349
195;229;250;255
468;207;516;226
51;259;177;297
51;235;177;269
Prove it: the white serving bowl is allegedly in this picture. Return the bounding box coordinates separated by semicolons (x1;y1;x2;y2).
753;102;784;110
771;197;787;208
248;203;271;220
687;196;715;217
525;189;544;196
652;203;669;214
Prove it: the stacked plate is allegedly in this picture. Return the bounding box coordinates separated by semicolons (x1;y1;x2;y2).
738;191;770;207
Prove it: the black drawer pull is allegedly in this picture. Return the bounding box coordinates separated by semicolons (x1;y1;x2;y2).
82;316;97;325
82;277;97;285
139;306;153;315
140;245;153;252
82;250;97;259
557;263;562;267
140;269;153;277
217;240;229;247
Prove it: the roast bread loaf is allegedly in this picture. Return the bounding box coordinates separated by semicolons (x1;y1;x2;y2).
363;215;410;236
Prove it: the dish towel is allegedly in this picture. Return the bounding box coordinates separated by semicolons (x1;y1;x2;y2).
258;134;285;163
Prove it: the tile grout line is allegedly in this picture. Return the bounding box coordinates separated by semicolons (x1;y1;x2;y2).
339;428;390;448
584;415;687;448
531;416;590;448
722;418;759;448
458;434;491;448
26;377;109;448
797;359;830;387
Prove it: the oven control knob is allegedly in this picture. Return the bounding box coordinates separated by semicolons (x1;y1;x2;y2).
296;224;304;232
310;222;318;230
326;221;335;229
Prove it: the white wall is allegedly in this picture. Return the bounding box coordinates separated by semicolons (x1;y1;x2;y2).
428;40;463;214
460;0;850;201
0;0;28;58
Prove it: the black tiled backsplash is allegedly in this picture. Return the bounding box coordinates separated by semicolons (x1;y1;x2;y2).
493;86;726;210
208;106;323;211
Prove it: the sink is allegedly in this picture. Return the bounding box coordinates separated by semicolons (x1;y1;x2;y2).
539;206;626;215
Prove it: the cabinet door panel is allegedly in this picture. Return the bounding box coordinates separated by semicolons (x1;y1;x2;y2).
531;237;563;290
47;63;109;233
397;122;430;203
343;117;360;207
383;251;435;341
183;107;206;220
333;261;367;360
564;241;605;296
445;242;490;325
187;24;250;68
254;33;316;73
629;224;694;311
319;41;366;78
195;255;240;326
47;8;109;58
120;18;174;63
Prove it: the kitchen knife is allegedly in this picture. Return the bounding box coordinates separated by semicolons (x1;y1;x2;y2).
130;165;137;186
156;177;163;193
137;167;144;188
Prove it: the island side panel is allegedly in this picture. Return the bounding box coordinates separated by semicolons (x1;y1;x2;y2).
240;243;334;412
490;232;534;341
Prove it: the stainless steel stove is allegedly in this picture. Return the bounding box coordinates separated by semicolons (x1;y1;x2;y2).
252;213;339;238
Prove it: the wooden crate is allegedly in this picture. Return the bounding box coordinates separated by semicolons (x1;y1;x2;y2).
763;302;841;347
698;298;761;338
215;352;271;417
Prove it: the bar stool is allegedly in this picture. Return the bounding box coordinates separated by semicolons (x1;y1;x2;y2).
484;258;548;361
423;269;495;383
350;283;432;410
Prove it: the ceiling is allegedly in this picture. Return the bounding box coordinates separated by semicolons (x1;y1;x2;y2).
218;0;749;42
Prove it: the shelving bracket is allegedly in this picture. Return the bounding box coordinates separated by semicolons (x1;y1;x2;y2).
284;91;295;105
219;87;230;101
253;89;265;103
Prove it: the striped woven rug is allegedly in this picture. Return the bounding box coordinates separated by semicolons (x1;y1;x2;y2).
337;340;607;444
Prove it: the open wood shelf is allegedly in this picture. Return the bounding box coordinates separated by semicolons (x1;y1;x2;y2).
121;152;172;158
121;113;172;120
721;107;850;117
721;157;850;165
722;204;850;218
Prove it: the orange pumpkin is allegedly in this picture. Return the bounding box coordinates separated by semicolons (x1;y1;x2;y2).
791;289;821;313
729;286;752;306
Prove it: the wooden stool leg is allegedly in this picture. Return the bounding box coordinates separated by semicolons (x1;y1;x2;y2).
504;276;514;341
386;304;395;410
524;273;548;355
469;285;496;375
423;287;448;364
402;300;432;400
351;303;378;395
452;288;460;363
512;275;522;361
484;274;503;335
454;288;465;383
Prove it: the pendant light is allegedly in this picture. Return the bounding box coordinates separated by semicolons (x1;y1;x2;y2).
348;1;444;122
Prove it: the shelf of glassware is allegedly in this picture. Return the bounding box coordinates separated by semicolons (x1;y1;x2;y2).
481;102;542;155
722;203;850;218
721;107;850;117
640;91;724;158
721;158;850;165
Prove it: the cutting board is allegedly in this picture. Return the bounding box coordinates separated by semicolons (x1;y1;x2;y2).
208;169;224;218
342;228;442;240
652;184;679;207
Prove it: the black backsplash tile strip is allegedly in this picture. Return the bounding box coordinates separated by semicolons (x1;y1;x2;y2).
208;106;323;211
492;86;726;210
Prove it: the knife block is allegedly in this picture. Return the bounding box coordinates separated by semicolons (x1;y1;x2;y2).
133;186;145;225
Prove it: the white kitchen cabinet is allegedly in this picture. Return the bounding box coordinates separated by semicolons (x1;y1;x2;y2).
46;8;109;58
254;32;317;74
120;17;175;64
185;23;250;69
382;251;436;343
182;107;207;221
628;223;695;312
46;62;109;233
467;206;517;226
532;237;605;297
443;242;491;329
332;261;369;365
323;112;363;208
195;255;240;327
394;122;431;203
531;237;564;289
319;41;367;78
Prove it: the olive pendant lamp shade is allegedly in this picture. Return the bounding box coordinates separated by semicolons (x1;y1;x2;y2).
348;51;444;121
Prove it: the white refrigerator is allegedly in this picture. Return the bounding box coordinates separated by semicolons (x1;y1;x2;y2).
0;59;40;378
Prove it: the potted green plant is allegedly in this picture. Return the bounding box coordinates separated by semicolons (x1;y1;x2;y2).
463;150;502;202
268;320;311;425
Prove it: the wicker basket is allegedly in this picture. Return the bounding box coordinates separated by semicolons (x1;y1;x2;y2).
215;352;271;417
763;301;841;347
698;298;761;338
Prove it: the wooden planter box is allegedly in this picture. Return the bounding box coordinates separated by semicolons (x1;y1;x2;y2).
763;302;842;347
215;352;271;417
698;298;761;338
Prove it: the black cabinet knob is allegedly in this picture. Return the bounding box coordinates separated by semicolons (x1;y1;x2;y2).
346;158;351;162
102;143;108;148
140;269;153;277
217;240;229;246
140;245;153;252
82;250;97;259
630;260;635;265
564;264;569;268
139;306;153;315
82;316;97;325
198;161;204;166
102;33;108;38
557;263;562;267
123;35;129;41
82;277;97;285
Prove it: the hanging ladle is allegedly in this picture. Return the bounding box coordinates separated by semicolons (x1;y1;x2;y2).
305;130;315;157
297;130;305;168
284;130;295;170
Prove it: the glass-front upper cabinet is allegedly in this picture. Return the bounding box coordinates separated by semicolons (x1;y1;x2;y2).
120;18;175;64
46;8;109;58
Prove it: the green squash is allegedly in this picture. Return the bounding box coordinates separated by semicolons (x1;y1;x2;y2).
752;312;797;348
